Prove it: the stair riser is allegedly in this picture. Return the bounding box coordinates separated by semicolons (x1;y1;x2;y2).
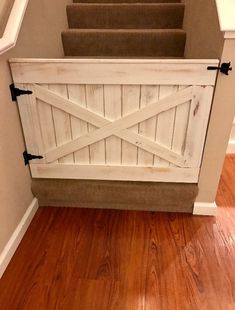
62;30;186;57
73;0;181;3
67;4;185;29
32;179;198;213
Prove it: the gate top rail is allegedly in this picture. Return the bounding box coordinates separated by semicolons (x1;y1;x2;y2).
9;58;219;64
9;58;219;86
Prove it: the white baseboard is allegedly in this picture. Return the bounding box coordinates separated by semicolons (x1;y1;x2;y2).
193;201;217;216
227;140;235;154
0;197;39;278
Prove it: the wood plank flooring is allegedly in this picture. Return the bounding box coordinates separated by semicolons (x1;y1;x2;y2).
0;155;235;310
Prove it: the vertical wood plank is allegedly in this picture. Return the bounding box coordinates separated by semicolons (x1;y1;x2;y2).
48;84;73;163
138;85;159;167
86;85;105;165
155;85;178;167
104;85;122;165
16;83;45;163
13;63;216;181
36;84;58;163
122;85;141;166
67;84;89;164
184;86;214;168
171;85;191;167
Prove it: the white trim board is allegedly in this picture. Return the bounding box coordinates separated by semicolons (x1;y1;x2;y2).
30;164;199;183
0;0;29;55
227;140;235;154
193;201;217;216
0;198;39;278
215;0;235;38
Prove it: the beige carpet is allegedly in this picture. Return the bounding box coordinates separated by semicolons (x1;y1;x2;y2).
62;0;186;57
67;4;185;29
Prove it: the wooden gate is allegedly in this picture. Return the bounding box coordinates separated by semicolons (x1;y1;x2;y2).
10;58;218;182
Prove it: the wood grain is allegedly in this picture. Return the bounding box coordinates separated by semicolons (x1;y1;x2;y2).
0;157;235;310
9;59;219;86
216;155;235;207
13;60;216;185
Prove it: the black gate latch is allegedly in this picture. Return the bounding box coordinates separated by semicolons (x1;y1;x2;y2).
10;84;33;101
207;62;232;75
23;151;43;165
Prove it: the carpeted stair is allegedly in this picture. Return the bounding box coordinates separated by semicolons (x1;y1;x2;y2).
62;0;186;57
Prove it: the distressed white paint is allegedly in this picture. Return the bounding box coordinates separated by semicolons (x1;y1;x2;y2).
9;59;219;85
31;164;198;183
10;59;217;182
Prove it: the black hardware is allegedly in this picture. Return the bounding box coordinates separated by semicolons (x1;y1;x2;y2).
207;62;232;75
10;84;33;101
23;151;43;165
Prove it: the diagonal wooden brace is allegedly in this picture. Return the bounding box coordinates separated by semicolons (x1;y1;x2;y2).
34;84;194;166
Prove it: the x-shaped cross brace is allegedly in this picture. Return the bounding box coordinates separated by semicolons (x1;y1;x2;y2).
34;84;194;167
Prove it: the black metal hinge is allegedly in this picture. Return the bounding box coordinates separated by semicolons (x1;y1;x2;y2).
10;84;33;101
23;151;43;165
207;62;232;75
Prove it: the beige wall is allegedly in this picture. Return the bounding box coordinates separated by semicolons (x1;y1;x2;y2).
0;0;71;254
0;0;14;38
9;0;72;58
183;0;224;59
0;53;33;253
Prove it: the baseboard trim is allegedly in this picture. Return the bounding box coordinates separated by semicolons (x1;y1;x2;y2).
227;140;235;154
193;201;217;216
0;197;38;278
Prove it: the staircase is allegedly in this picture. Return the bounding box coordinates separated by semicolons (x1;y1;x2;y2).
30;0;200;213
62;0;186;57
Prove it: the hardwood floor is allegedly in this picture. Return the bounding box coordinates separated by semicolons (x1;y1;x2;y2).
216;155;235;207
0;156;235;310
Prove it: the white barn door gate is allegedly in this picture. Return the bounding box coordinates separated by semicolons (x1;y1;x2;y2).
10;59;218;182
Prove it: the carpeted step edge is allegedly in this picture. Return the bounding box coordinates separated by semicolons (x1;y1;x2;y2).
67;3;185;29
73;0;181;3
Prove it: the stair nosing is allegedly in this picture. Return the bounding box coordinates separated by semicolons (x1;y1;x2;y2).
72;0;182;2
68;3;185;6
63;29;186;32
